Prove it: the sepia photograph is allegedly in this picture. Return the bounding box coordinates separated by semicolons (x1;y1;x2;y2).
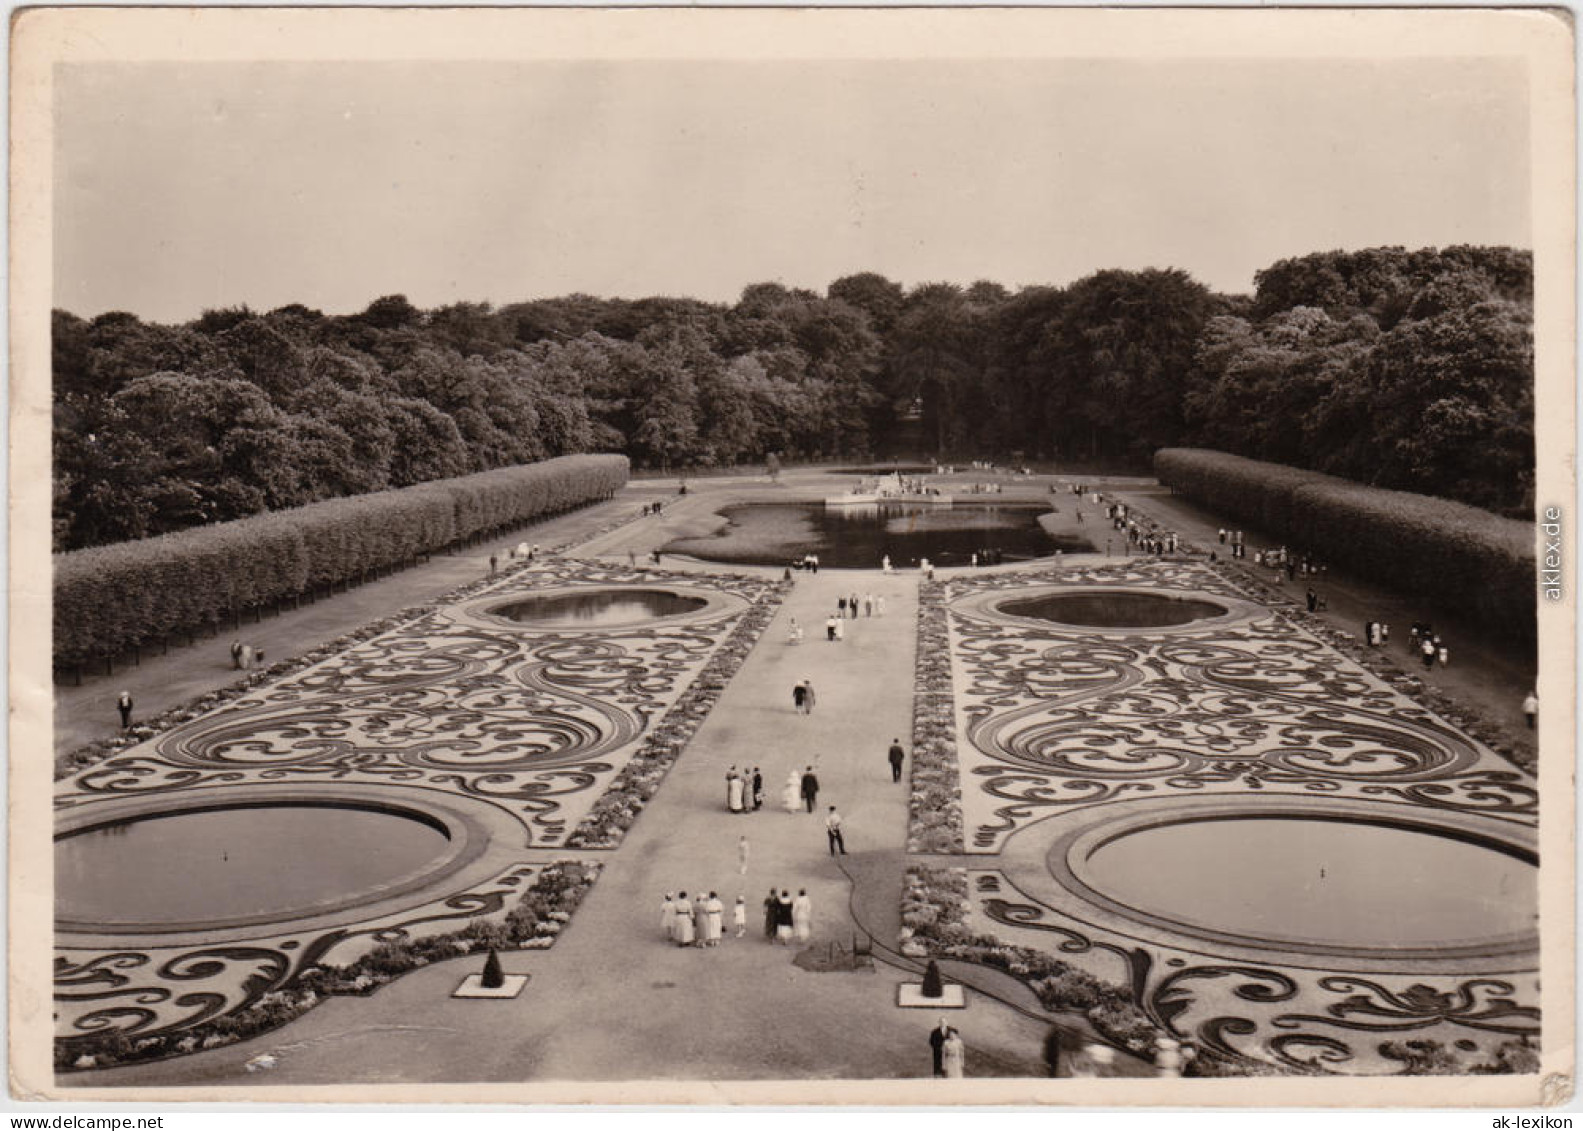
9;5;1577;1110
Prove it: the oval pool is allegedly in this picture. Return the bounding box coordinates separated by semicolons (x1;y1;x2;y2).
491;589;707;628
56;803;455;929
1083;816;1537;949
1001;590;1227;628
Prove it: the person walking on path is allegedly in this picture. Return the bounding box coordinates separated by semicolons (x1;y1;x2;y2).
674;893;696;947
1421;637;1437;669
703;892;725;947
1438;643;1449;667
763;889;779;939
116;691;134;730
489;554;498;576
1523;691;1538;729
942;1029;966;1078
728;769;746;814
838;596;848;619
849;592;860;619
775;891;795;946
826;616;839;642
751;767;764;810
737;834;750;875
230;640;244;669
929;1019;951;1077
660;893;678;942
782;769;801;813
888;739;906;783
801;767;820;813
733;896;747;939
826;806;848;855
793;680;816;714
876;594;885;617
793;889;813;942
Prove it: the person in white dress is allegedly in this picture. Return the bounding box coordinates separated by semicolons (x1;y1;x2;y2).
728;773;746;814
792;889;813;942
660;893;678;942
733;896;747;938
782;769;801;813
704;892;725;947
674;892;696;947
942;1029;966;1078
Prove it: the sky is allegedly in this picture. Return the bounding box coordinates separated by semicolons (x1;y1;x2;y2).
52;56;1533;323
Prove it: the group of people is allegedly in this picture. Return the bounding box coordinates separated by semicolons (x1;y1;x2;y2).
724;765;765;813
640;501;665;517
968;549;1006;567
821;594;884;640
660;891;735;947
228;639;268;671
1216;528;1249;559
763;888;815;945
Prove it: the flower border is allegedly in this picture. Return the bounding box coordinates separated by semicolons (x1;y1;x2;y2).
58;860;602;1073
907;580;965;854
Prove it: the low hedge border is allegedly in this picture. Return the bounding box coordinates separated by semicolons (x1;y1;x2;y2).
57;860;601;1073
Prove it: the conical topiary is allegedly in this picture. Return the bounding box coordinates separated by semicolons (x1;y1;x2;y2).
481;948;505;990
921;959;944;999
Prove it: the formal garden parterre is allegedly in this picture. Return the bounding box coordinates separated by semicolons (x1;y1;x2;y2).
901;558;1539;1076
54;557;785;1070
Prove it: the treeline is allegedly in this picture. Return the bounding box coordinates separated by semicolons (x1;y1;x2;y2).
1156;449;1534;647
54;455;628;673
53;245;1533;550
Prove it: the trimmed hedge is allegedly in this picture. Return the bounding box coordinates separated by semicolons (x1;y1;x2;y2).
1154;448;1535;646
54;454;628;671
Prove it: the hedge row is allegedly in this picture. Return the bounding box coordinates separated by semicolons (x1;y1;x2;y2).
1154;448;1535;646
54;454;628;670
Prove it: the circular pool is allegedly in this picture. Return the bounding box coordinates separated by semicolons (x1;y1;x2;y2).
491;589;707;628
1081;816;1537;950
56;802;458;931
1000;590;1227;628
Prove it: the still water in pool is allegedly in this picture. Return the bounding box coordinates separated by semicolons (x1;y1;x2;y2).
1084;817;1537;949
1001;591;1227;628
492;589;707;627
663;503;1090;568
57;804;452;927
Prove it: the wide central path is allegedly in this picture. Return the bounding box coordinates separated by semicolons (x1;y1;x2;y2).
81;564;1054;1088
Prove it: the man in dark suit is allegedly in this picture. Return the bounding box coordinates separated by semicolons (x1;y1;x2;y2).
929;1018;951;1077
888;739;906;783
800;767;819;813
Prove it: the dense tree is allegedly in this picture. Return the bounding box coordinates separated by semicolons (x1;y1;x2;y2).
51;244;1535;548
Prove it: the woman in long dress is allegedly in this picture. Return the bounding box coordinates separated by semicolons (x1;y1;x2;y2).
942;1029;966;1078
782;769;801;813
792;889;813;942
674;892;696;947
764;889;779;939
728;773;745;814
704;892;725;947
660;893;677;942
693;894;709;947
